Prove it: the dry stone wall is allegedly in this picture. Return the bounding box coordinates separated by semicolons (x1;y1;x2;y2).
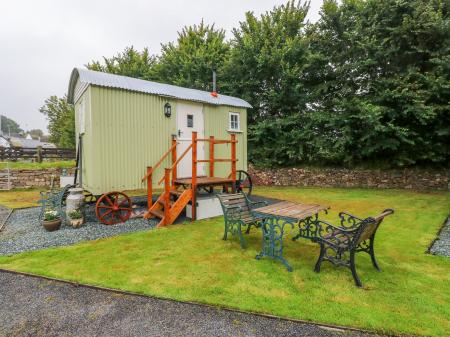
1;166;449;190
249;166;450;190
0;168;76;190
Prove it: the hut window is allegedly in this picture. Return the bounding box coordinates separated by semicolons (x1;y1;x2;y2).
187;114;194;128
229;112;240;131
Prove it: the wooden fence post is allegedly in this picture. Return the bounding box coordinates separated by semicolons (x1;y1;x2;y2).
36;146;43;163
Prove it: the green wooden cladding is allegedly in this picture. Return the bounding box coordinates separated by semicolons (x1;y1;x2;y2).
75;85;248;195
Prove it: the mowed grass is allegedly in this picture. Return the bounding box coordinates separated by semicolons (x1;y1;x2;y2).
0;160;75;170
0;188;44;208
0;187;449;336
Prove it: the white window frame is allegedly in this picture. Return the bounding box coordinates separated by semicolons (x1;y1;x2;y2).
229;112;240;132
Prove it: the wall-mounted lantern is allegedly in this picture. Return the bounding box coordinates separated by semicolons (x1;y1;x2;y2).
164;103;172;118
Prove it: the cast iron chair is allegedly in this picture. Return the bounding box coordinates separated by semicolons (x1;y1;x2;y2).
38;184;74;221
313;209;394;287
217;193;268;248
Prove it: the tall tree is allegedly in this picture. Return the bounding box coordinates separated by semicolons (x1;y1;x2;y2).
306;0;450;166
223;1;311;123
39;96;75;148
87;46;158;81
0;115;23;135
154;20;230;91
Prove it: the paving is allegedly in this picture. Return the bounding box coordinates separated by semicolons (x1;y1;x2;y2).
429;216;450;258
0;270;374;337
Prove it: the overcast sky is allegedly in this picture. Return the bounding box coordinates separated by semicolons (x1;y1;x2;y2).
0;0;323;133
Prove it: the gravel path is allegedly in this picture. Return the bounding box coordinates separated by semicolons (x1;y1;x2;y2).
429;216;450;258
0;203;157;256
0;270;374;337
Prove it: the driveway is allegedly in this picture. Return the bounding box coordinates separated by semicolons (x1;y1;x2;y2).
0;270;373;337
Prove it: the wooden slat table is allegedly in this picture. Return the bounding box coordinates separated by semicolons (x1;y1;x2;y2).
254;201;329;271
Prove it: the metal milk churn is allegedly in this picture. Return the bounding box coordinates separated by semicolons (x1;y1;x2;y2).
66;187;85;221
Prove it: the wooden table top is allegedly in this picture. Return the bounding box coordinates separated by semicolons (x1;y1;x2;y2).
255;201;329;221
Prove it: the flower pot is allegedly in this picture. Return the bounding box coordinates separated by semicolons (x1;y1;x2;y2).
42;218;62;232
70;218;84;228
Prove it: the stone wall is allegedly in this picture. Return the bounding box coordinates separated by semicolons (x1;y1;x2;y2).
2;166;449;190
248;166;450;190
0;168;76;189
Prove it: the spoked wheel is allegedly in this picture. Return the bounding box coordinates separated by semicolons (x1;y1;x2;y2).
95;191;133;225
235;170;253;196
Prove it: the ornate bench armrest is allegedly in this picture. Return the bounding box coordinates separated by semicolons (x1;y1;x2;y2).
339;211;364;229
313;219;358;242
223;205;244;221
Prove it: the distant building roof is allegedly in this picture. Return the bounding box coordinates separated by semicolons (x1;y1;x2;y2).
7;136;55;148
67;67;252;109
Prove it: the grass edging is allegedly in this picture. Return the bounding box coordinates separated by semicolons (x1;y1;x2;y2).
0;208;13;232
0;268;390;336
426;215;450;254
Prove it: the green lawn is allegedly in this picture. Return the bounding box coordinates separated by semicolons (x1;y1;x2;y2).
0;160;75;170
0;187;449;336
0;188;44;208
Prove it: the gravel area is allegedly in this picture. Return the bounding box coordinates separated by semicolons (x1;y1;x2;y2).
429;216;450;258
0;194;278;256
0;270;374;337
0;205;11;229
0;202;157;256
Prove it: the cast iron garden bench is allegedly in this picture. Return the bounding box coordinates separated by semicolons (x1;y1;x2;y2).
216;193;268;248
313;209;394;287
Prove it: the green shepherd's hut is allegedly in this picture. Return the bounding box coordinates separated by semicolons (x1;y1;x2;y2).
67;68;252;226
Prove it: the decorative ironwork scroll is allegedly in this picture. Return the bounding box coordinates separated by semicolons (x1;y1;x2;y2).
255;216;295;271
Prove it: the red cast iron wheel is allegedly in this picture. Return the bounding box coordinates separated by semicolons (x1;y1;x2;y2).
95;191;133;225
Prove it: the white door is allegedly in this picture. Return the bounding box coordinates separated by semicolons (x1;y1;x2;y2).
176;102;205;178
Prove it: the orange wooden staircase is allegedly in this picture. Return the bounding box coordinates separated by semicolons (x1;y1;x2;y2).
141;132;237;228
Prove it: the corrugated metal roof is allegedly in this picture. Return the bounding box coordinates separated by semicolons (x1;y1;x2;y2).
67;68;252;108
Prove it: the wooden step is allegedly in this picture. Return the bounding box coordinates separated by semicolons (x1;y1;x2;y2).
149;209;164;219
158;199;174;206
170;190;183;197
158;188;193;228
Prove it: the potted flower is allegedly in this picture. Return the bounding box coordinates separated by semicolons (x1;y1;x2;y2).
68;209;84;228
42;210;62;232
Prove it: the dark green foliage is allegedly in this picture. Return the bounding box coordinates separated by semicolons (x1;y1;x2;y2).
87;46;158;81
1;115;23;135
302;0;450;167
223;1;310;123
154;20;230;91
39;96;75;148
77;0;450;168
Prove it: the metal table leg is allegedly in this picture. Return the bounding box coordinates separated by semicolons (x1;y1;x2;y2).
255;216;294;272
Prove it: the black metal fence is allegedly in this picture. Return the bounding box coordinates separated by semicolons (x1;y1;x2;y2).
0;147;76;162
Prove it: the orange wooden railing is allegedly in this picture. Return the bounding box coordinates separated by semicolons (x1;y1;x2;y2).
144;131;238;221
141;135;177;209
